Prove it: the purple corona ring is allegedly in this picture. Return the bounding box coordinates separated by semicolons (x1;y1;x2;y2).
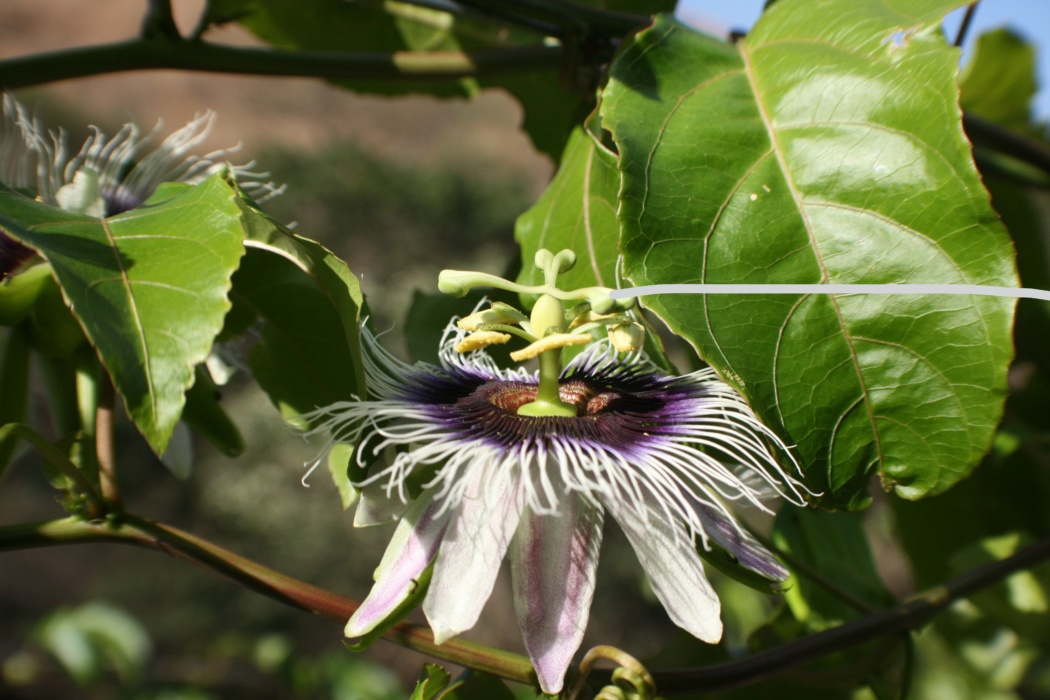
307;311;808;694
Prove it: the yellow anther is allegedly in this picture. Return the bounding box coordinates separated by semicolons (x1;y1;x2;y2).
456;309;517;331
509;333;590;362
455;331;511;353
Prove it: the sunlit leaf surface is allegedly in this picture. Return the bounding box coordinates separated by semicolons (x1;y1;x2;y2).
602;2;1017;508
0;176;244;454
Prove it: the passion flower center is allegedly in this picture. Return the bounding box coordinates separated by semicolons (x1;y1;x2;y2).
480;380;619;417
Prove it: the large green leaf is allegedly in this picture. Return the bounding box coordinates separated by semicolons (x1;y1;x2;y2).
0;176;245;454
601;4;1017;509
515;126;620;291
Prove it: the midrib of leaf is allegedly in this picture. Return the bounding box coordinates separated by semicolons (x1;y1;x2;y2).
99;215;157;419
737;39;886;466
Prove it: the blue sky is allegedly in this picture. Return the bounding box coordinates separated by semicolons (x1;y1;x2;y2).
677;1;1050;123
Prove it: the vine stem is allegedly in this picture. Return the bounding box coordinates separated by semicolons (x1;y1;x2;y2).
3;517;1050;696
646;533;1050;696
0;424;106;518
0;40;566;90
95;376;120;508
141;0;181;41
0;515;536;686
954;2;980;47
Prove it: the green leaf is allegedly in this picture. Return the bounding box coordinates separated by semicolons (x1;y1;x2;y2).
405;254;521;368
958;29;1050;377
24;270;87;357
344;563;432;652
410;664;452;700
949;532;1050;640
405;289;480;365
602;5;1018;509
894;438;1050;590
0;176;245;455
514;123;678;372
983;167;1050;379
772;508;894;631
34;602;152;684
232;194;367;421
960;28;1036;134
495;73;593;161
438;670;517;700
226;244;361;424
867;635;915;700
515;126;621;292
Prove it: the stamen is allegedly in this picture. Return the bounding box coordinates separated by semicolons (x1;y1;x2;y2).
509;333;590;362
454;330;511;353
457;308;519;331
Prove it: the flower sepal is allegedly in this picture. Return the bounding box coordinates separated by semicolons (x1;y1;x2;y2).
695;534;790;594
344;561;433;652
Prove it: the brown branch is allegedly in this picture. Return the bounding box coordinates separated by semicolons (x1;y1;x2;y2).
0;39;567;90
0;516;537;686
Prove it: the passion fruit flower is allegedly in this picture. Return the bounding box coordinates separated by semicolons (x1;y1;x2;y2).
0;92;282;218
306;250;808;694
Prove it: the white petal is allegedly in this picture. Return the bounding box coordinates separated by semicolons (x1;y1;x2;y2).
424;468;523;644
353;479;411;527
344;494;449;638
603;495;722;643
511;494;603;695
